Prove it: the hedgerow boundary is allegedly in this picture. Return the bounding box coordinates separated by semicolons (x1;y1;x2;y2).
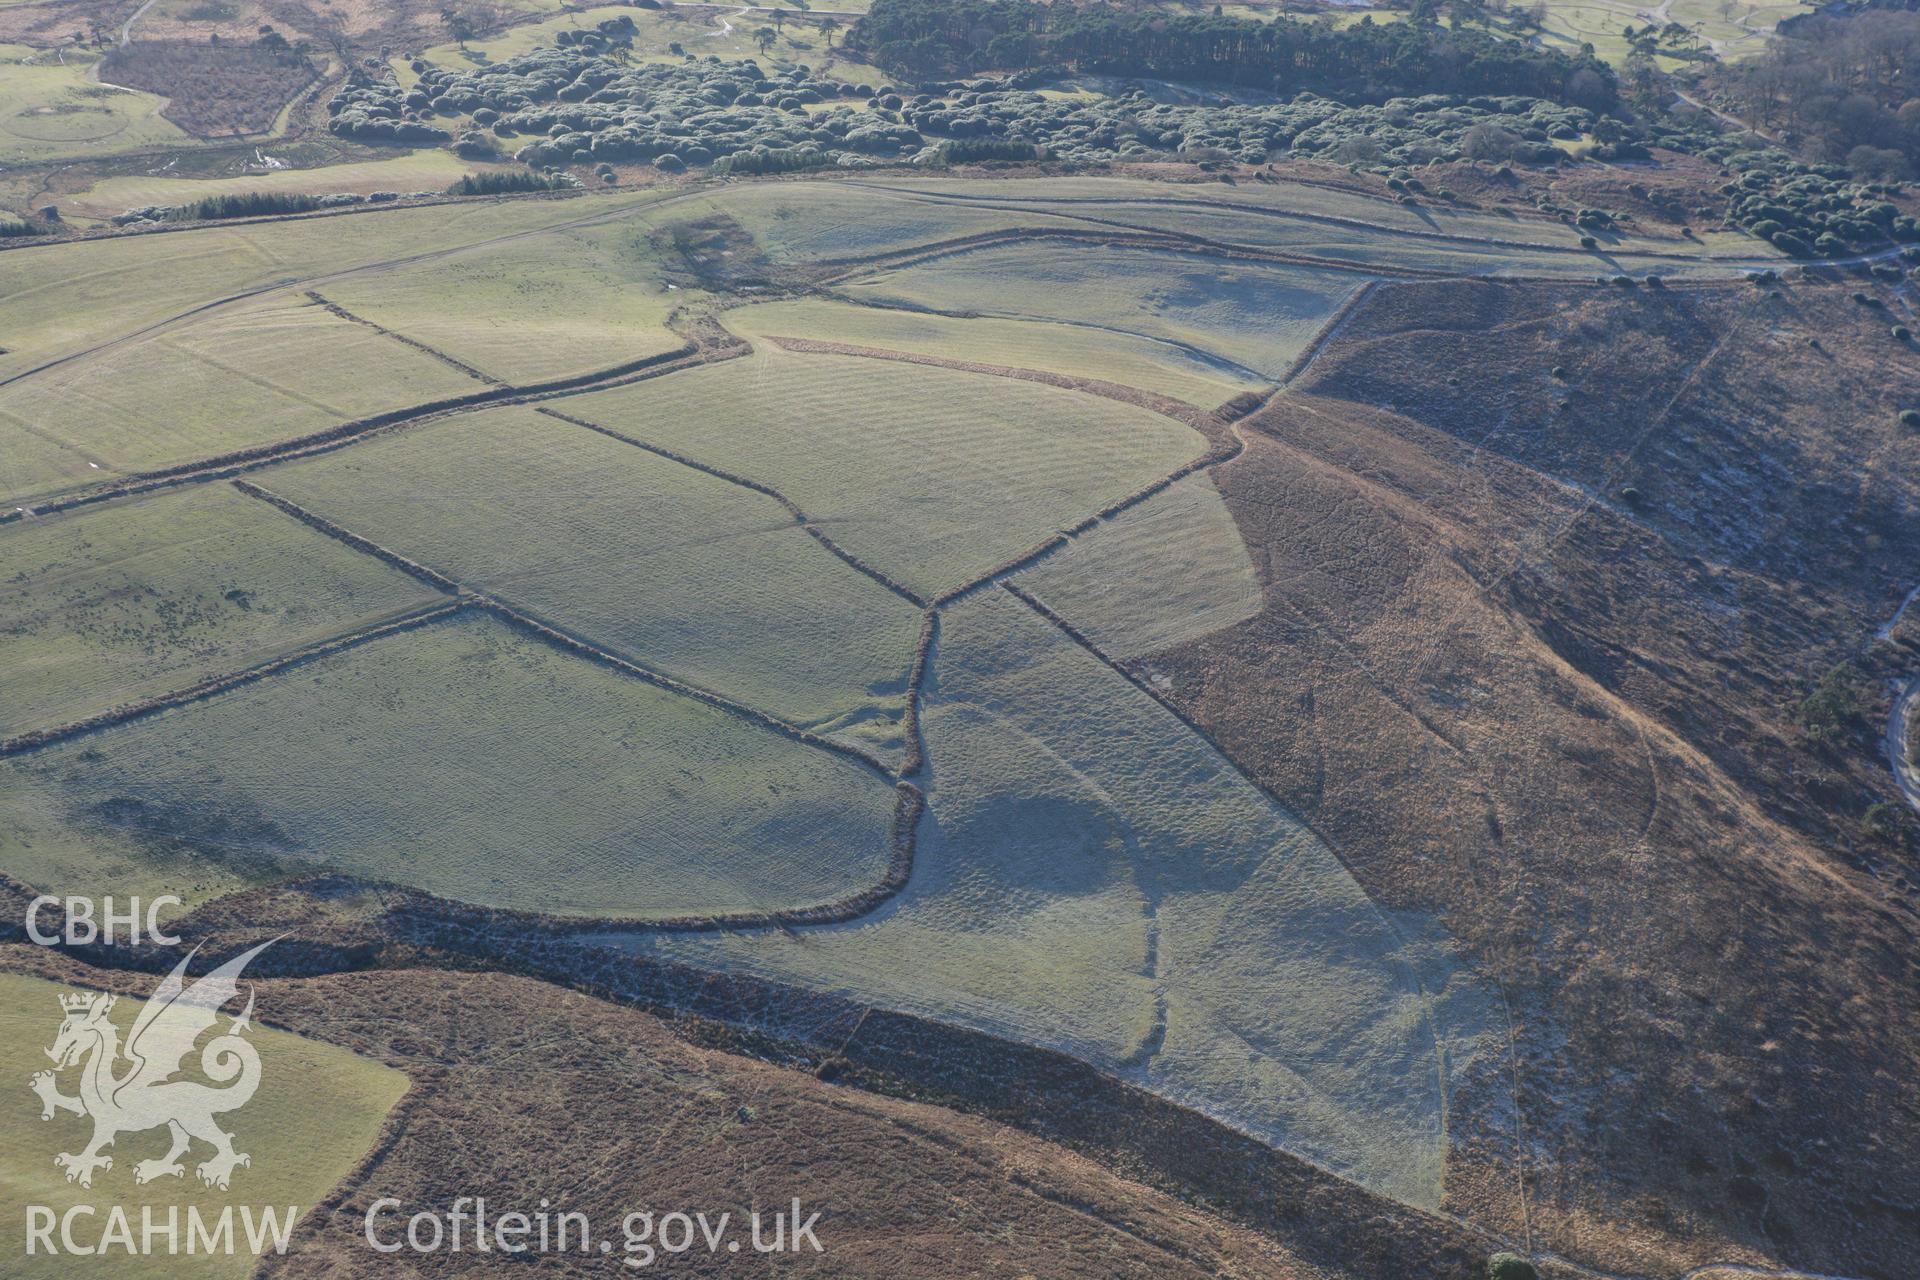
303;290;506;387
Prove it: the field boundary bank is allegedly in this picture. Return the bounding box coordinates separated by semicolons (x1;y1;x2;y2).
0;336;742;528
0;914;1519;1280
811;224;1447;284
230;476;898;780
0;600;462;758
1279;278;1381;385
302;290;505;386
533;406;929;608
838;181;1792;266
0;185;714;396
762;335;1229;436
995;578;1461;1163
234;479;464;593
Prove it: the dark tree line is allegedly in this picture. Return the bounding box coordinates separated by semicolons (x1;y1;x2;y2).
1719;11;1920;178
849;0;1616;109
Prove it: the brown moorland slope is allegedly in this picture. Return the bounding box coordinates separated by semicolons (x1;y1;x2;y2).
1136;278;1920;1278
2;945;1325;1279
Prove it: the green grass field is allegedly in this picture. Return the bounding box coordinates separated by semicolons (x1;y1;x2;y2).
0;46;192;164
0;188;666;388
404;5;883;84
0;483;442;738
1526;0;1808;65
563;346;1209;598
843;241;1362;381
257;404;922;749
1016;472;1263;659
627;590;1496;1208
725;297;1270;409
0;293;487;504
690;180;1087;265
0;970;407;1280
60;150;497;222
0;610;899;916
314;222;684;386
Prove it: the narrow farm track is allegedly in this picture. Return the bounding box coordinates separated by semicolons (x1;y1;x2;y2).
837;180;1795;266
1888;678;1920;820
812;223;1451;284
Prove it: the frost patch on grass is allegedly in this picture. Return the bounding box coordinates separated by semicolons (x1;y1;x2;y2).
604;592;1496;1208
1017;473;1263;659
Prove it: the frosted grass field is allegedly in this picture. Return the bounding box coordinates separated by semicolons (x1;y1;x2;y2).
258;404;923;750
564;347;1208;598
0;483;440;738
0;611;899;917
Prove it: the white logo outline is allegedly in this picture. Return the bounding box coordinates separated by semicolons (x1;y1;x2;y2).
28;940;275;1191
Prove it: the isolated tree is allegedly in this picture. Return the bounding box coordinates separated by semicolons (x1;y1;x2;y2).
772;10;785;31
441;8;475;48
754;25;777;54
820;17;840;49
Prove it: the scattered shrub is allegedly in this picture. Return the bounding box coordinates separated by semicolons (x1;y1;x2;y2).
1487;1253;1539;1280
1795;662;1863;748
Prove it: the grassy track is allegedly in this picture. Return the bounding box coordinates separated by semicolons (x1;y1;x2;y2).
0;483;443;739
685;180;1090;265
256;404;923;749
562;346;1209;598
0;970;407;1280
0;610;899;916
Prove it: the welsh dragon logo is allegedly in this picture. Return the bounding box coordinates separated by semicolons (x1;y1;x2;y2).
28;941;274;1191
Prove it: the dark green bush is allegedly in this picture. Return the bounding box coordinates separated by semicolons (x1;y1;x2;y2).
1488;1253;1539;1280
1795;662;1863;748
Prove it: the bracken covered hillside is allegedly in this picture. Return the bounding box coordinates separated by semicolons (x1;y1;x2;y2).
1142;276;1920;1278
